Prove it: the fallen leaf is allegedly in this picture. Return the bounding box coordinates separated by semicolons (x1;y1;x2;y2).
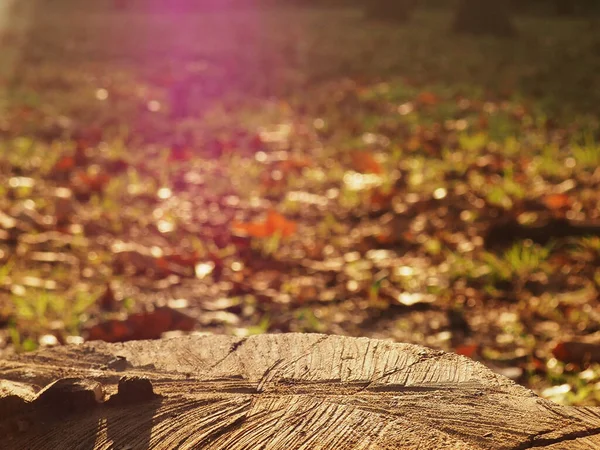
266;209;297;237
72;170;110;193
369;187;395;210
542;193;571;210
53;156;75;172
232;221;271;238
455;344;479;359
232;210;297;238
552;340;600;365
86;319;131;342
416;91;439;106
85;307;195;343
350;151;383;174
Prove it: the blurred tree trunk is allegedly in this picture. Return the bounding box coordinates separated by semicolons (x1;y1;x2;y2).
366;0;418;23
453;0;516;36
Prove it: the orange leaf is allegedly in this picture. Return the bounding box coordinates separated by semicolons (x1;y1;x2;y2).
266;209;297;237
350;151;383;174
542;193;571;210
232;221;271;238
232;210;296;238
416;91;439;106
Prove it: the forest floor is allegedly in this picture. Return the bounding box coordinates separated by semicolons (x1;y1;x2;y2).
1;1;600;405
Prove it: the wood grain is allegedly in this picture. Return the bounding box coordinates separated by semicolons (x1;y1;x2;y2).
1;333;599;449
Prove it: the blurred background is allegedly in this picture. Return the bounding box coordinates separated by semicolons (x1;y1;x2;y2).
0;0;599;405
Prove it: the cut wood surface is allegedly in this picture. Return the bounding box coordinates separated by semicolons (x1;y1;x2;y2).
1;333;599;449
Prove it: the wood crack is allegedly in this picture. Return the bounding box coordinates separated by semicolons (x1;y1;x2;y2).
207;337;248;372
515;427;600;449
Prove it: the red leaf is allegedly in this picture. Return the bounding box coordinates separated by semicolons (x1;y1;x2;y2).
552;341;600;365
86;320;132;343
127;309;174;340
455;344;479;359
85;307;195;343
53;156;75;172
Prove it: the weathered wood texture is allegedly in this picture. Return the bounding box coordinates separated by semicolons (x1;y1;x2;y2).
1;334;599;449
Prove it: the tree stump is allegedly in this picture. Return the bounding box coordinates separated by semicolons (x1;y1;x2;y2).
1;334;599;449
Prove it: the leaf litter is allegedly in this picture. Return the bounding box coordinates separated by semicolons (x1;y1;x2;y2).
1;4;600;405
